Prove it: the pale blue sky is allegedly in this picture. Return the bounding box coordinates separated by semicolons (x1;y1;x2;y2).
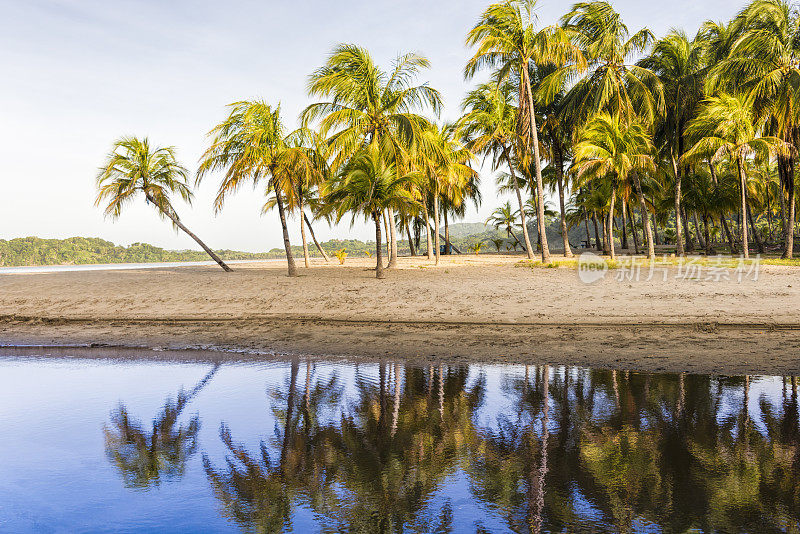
0;0;746;252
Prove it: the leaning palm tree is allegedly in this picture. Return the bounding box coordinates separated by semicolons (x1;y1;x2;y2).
572;113;657;260
96;137;232;272
303;44;441;269
466;0;582;263
324;143;419;278
684;93;786;259
198;101;321;277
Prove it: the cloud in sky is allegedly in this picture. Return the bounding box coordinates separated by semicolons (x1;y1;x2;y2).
0;0;745;252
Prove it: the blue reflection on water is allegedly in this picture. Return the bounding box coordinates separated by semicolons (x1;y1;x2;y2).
0;350;796;533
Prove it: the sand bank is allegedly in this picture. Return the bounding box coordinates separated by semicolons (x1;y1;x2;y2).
1;254;799;374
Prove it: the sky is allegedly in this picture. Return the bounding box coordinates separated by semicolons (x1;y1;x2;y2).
0;0;749;253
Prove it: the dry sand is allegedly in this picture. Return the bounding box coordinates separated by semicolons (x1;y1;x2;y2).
1;254;800;375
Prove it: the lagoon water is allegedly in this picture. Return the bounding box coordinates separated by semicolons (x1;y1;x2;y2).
0;349;797;533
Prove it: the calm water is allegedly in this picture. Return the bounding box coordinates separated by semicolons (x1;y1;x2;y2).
0;349;797;533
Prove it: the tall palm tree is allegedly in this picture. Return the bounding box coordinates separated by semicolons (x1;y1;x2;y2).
640;30;705;256
466;0;581;263
197;101;320;276
460;80;536;259
417;123;477;264
96;137;232;272
684;93;786;258
708;0;800;258
303;44;441;269
572;113;657;260
324;143;419;278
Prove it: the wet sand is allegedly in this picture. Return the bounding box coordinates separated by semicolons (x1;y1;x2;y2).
1;254;800;375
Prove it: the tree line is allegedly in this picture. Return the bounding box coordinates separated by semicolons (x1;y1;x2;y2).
97;0;800;277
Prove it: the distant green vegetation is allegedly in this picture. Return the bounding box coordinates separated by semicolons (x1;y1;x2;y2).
0;220;589;267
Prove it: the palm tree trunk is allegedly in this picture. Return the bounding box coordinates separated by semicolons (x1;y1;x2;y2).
387;208;398;268
508;153;534;260
556;143;572;257
783;154;795;259
444;210;451;255
709;161;737;253
628;204;640;255
683;205;694;252
434;187;441;265
671;153;685;255
509;228;527;252
747;200;764;254
620;197;629;250
383;211;390;257
693;211;706;252
592;211;601;252
391;363;401;437
584;210;592;249
146;192;232;272
423;202;434;260
607;190;616;260
600;213;609;254
299;197;310;268
737;157;750;259
521;66;550;263
374;212;385;279
406;222;416;256
632;174;654;260
703;213;712;256
303;213;330;262
272;180;298;276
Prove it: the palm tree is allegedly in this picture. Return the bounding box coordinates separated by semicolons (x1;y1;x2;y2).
303;44;441;269
466;0;581;263
640;30;704;256
684;93;786;258
197;101;320;277
460;80;536;259
324;143;419;278
104;363;220;488
708;0;800;258
572;113;657;260
417;123;477;264
487;201;526;251
96;137;232;272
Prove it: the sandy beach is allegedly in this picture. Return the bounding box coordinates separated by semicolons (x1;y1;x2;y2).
2;253;800;375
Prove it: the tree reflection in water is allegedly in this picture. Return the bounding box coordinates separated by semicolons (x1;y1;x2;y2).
102;361;800;532
103;362;220;489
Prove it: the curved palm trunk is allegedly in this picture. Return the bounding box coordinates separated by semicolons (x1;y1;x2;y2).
556;144;572;257
693;211;707;252
303;213;330;262
671;153;685;256
298;199;310;268
736;157;750;259
423;202;434;260
521;66;550;263
607;190;616;260
387;208;398;268
373;212;385;279
146;193;232;272
272;179;298;276
508;154;534;260
444;210;451;255
433;187;441;265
